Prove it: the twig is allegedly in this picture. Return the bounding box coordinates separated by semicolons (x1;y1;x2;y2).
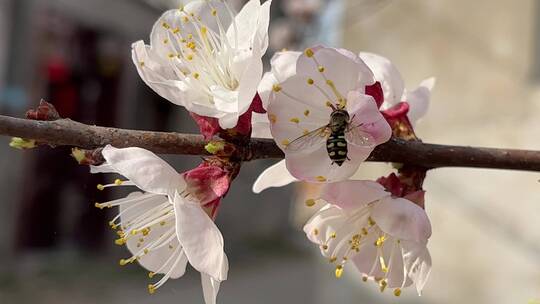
1;114;540;171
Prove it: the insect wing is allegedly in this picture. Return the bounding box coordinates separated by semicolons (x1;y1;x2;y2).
285;126;329;153
345;125;377;148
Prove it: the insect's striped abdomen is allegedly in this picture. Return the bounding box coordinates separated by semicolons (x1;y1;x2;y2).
327;131;348;166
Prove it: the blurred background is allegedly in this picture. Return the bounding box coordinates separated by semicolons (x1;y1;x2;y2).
0;0;539;303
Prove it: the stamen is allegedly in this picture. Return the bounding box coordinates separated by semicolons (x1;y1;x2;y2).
335;265;344;278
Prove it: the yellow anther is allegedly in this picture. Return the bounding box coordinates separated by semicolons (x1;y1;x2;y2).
139;61;145;67
114;238;126;246
313;228;319;236
305;48;314;57
361;227;368;235
303;109;310;116
193;73;200;79
326;79;334;86
272;84;282;92
144;249;150;254
393;288;402;297
162;22;170;29
168;53;175;58
139;238;144;243
142;228;150;236
379;279;387;292
148;284;156;295
316;176;327;182
119;259;128;266
368;217;376;226
307;78;314;85
94;202;104;209
96;184;105;191
303;129;310;135
269;114;277;124
163;39;169;44
305;199;316;207
335;265;344;278
362;275;368;282
160;221;166;226
322;244;329;250
179;5;184;11
318;66;325;72
201;26;207;35
148;272;155;278
187;41;196;50
114;179;123;185
290;117;300;124
116;231;125;237
109;221;118;230
281;139;290;147
375;235;387;247
169;244;174;250
329;256;337;263
186;54;194;61
187;34;193;39
211;9;217;16
130;229;138;235
330;232;337;239
173;27;180;34
325;101;333;108
183;16;189;23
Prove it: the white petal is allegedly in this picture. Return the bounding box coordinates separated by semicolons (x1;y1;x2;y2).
120;192;189;277
320;180;388;211
285;144;370;183
371;197;432;243
100;145;185;196
226;0;263;50
201;272;221;304
258;51;301;110
405;77;436;124
252;160;298;193
251;112;272;139
235;34;263;115
401;240;432;295
303;204;348;257
351;232;380;275
297;47;369;102
174;193;228;281
359;52;405;107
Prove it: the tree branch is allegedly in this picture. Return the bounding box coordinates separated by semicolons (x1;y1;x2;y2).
1;114;540;171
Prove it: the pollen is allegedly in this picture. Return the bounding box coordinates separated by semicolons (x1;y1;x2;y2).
272;84;282;92
162;22;170;29
375;235;387;247
307;78;314;85
335;265;344;278
305;48;314;57
193;73;200;79
316;176;327;182
211;9;217;16
379;279;388;292
148;284;156;295
114;238;126;246
393;288;402;297
96;184;105;191
281;139;290;147
305;199;316;207
368;217;376;226
114;179;123;185
119;259;128;266
187;42;196;50
94;202;104;209
290;117;300;124
318;66;325;72
303;109;310;116
148;272;155;278
173;27;180;34
330;232;337;239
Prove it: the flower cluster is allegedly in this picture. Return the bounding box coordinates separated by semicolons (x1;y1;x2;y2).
90;1;436;303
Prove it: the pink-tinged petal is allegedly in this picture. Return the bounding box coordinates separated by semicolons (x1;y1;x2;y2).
347;92;392;145
359;52;405;107
190;112;221;140
184;164;230;205
100;145;185;196
365;81;384;108
296;47;368;104
252;160;297;193
371;197;432;243
267;82;329;150
403;190;426;210
385;241;407;289
405;77;435;124
320;180;388;211
174;193;228;281
258;51;301;109
121;192;188;278
285;145;371;183
251;112;272;139
401;240;432;295
303;204;348;256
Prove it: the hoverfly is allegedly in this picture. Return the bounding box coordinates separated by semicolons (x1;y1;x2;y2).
285;104;376;166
